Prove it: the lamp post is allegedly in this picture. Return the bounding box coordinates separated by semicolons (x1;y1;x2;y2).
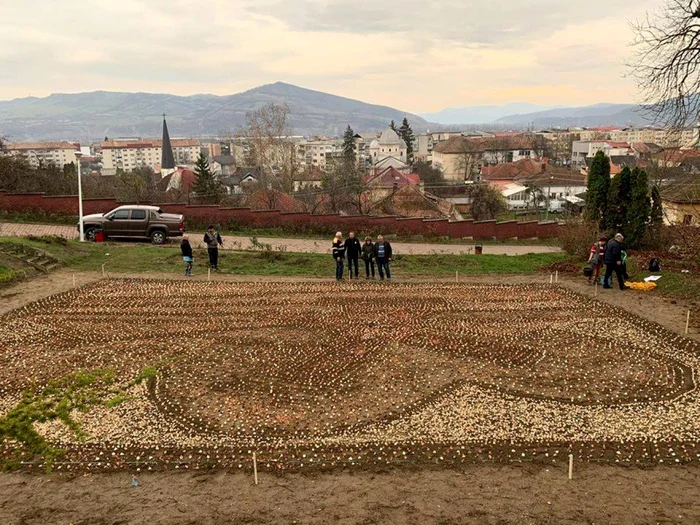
546;175;554;221
75;151;85;242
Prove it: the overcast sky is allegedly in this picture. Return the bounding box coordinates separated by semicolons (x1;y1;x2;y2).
0;0;660;112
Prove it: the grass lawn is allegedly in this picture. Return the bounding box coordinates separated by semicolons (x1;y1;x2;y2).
0;236;565;278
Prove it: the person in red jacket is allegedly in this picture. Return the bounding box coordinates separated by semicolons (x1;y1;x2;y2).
587;236;606;285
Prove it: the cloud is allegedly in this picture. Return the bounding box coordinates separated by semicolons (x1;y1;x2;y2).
0;0;661;112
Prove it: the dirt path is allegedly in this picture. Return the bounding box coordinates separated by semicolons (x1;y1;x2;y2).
0;222;560;255
2;464;700;525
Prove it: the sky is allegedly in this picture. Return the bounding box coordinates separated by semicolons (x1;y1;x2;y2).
0;0;662;113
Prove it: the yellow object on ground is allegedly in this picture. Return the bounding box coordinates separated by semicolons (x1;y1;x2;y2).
625;281;657;291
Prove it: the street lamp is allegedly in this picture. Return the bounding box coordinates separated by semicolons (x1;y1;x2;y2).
75;151;85;242
546;175;554;221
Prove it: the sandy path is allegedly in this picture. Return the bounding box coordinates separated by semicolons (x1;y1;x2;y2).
0;222;560;255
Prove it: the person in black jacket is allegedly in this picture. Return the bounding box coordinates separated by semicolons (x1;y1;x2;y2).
603;233;628;290
373;235;393;280
332;231;346;281
181;235;194;276
361;236;376;279
203;225;223;271
344;231;362;279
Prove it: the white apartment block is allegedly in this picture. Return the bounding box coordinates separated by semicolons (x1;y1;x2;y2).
608;128;696;148
296;139;342;169
101;138;201;176
4;141;79;168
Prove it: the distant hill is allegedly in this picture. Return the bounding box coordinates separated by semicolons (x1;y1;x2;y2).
420;103;555;125
0;82;430;141
495;103;656;128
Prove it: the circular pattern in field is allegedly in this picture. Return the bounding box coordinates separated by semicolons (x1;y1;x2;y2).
1;279;699;471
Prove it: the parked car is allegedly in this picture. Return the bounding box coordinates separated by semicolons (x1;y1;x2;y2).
78;205;185;244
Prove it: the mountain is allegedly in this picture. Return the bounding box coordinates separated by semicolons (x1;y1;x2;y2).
420;103;555;125
494;102;654;128
0;82;429;141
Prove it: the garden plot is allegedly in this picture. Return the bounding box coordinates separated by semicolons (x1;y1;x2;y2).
1;279;699;472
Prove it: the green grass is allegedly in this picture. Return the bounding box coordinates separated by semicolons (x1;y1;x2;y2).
0;237;565;278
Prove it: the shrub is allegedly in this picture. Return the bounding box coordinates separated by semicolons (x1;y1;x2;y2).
559;219;601;259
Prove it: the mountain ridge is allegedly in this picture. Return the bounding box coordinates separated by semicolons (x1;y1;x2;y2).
0;82;430;141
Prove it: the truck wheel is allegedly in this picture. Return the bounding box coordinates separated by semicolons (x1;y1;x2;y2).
84;227;98;242
151;230;167;245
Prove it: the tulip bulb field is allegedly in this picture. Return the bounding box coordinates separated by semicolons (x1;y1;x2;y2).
1;278;699;473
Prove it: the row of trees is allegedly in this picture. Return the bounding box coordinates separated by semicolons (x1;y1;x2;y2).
585;150;663;248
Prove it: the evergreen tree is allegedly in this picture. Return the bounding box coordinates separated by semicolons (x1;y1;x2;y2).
192;152;223;204
342;125;356;164
626;167;651;248
606;166;632;233
398;117;415;164
389;120;397;133
584;150;611;228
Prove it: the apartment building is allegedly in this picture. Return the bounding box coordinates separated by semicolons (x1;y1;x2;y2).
296;139;342;169
4;141;79;168
571;141;634;169
101;138;201;175
608;127;696;148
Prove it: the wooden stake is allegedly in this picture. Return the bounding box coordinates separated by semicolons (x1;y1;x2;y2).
594;281;598;297
687;310;691;335
253;452;258;485
72;273;76;288
101;263;106;277
568;454;573;480
208;268;211;282
555;270;559;283
550;274;553;284
455;271;458;283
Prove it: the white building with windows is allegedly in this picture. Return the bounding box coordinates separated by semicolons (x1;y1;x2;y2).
4;141;79;168
101;138;201;175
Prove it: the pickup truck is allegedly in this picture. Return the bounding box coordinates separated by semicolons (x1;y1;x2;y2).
78;205;185;244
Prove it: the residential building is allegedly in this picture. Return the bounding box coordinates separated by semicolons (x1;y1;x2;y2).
211;155;237;176
609;127;696;148
571;141;634;169
296;138;342;169
660;175;700;225
101;137;201;175
432;135;545;181
4;141;79;168
415;131;463;161
293;167;325;192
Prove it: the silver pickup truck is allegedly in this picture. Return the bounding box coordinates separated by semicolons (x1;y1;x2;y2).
79;205;185;244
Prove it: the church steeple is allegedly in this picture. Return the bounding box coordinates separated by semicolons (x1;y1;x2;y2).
161;113;175;174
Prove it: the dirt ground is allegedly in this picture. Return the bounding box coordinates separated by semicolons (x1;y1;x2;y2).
2;465;700;525
1;271;699;524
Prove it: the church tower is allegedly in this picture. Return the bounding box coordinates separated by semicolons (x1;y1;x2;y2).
160;114;176;177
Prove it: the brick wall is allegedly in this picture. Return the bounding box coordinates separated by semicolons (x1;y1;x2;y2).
0;191;560;239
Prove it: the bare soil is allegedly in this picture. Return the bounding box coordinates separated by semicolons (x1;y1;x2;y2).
2;465;700;525
1;271;699;524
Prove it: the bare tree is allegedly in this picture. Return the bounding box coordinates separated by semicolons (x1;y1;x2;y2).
240;103;298;193
630;0;700;128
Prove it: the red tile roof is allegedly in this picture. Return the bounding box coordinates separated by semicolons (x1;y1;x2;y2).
433;135;541;154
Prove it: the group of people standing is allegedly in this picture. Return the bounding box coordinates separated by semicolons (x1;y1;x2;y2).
179;225;223;276
586;233;629;290
332;232;393;281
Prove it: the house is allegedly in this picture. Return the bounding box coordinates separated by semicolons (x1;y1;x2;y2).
372;184;461;220
156;168;196;199
293;166;325;191
660;176;700;225
4;141;80;168
571;140;634;169
211;155;237;176
364;167;421;201
220;167;260;194
369;128;407;166
432;135;545;182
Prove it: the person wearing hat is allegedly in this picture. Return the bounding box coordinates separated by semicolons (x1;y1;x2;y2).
603;233;629;290
587;236;607;285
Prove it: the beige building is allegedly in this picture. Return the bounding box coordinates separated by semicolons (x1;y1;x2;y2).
432;135;545;181
101;138;201;175
369;128;407;165
4;141;79;168
609;127;696;148
296;139;342;169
